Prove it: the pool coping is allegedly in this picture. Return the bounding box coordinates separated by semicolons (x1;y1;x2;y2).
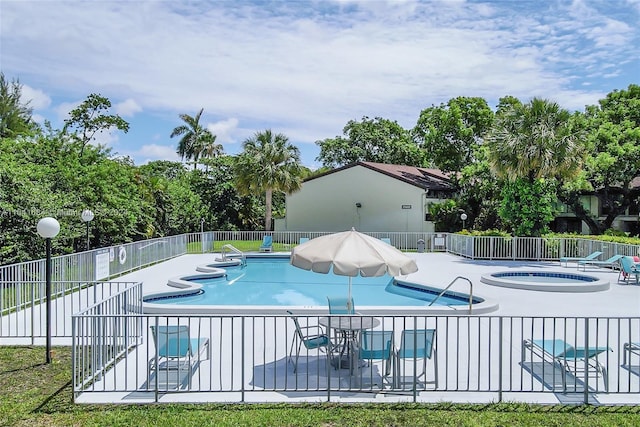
480;270;610;292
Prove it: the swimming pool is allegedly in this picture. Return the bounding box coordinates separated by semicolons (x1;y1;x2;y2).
143;257;497;314
480;271;610;292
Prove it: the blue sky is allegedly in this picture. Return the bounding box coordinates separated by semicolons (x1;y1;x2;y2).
1;0;639;169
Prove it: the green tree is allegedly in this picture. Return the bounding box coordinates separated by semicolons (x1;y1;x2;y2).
62;93;129;157
413;97;494;175
316;116;426;167
560;84;640;234
486;97;586;236
170;108;216;170
0;73;38;138
234;130;302;231
457;145;503;231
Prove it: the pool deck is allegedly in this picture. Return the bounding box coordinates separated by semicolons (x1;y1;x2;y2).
129;252;640;317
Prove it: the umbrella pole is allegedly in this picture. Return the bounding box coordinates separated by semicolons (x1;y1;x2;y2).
347;277;352;312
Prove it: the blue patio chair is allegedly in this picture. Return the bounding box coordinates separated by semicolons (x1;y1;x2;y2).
359;330;394;387
522;339;611;392
578;254;624;271
299;237;309;244
618;256;639;285
380;237;392;246
259;235;273;252
559;251;602;268
287;310;333;373
327;296;355;314
623;342;640;366
393;329;437;389
149;325;210;385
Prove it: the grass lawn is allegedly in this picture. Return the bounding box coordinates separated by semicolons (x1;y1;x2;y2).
1;347;639;426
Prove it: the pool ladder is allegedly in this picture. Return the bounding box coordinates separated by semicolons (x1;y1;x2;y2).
428;276;474;313
220;244;247;267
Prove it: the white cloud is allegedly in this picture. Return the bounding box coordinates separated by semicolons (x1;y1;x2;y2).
115;98;142;117
21;85;51;109
1;0;638;165
54;101;80;123
207;118;239;144
134;144;181;164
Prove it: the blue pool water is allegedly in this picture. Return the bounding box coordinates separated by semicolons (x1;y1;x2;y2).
147;258;472;307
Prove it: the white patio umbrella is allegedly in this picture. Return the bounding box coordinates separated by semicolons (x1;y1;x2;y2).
290;228;418;310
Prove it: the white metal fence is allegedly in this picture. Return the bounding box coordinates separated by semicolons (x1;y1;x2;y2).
448;235;640;261
1;280;141;341
71;311;640;404
4;231;640;342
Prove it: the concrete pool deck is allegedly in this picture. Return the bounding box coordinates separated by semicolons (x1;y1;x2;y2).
126;252;640;317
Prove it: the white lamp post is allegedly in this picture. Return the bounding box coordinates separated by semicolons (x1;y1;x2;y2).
37;217;60;364
81;209;94;250
460;212;468;230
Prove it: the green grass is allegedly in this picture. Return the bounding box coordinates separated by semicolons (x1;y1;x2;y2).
2;346;639;426
186;240;294;254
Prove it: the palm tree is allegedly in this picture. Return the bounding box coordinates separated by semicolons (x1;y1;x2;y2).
170;108;215;170
199;132;224;172
485;97;586;236
234;129;302;231
486;97;584;183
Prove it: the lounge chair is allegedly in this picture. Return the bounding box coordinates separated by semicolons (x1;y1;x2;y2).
618;256;639;285
359;330;394;388
327;296;355;314
559;251;602;268
149;325;210;386
259;235;273;252
393;329;437;389
623;342;640;366
578;254;624;271
299;237;309;244
522;339;611;392
287;310;333;373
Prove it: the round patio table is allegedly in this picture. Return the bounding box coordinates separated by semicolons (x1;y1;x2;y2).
319;316;380;371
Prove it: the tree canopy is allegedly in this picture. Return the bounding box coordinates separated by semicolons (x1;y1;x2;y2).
413;97;494;175
316;116;427;167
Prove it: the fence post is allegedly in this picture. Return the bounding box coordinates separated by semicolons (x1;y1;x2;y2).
498;317;503;402
241;316;246;403
583;317;590;404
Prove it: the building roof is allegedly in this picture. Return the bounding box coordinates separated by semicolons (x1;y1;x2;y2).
305;161;455;192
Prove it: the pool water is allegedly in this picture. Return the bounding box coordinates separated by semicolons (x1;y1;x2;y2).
148;258;471;307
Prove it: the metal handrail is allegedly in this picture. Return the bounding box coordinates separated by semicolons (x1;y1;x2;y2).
221;244;246;266
428;276;474;313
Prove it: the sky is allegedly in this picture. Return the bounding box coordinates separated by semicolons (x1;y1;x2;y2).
1;0;639;169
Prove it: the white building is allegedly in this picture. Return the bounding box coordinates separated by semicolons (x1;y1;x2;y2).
275;162;455;232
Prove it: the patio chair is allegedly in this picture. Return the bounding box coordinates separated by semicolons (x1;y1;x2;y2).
327;296;355;314
393;329;437;390
259;235;273;252
299;237;309;244
559;251;602;268
623;342;640;366
380;237;392;246
578;254;624;271
618;256;639;285
359;330;394;388
148;325;210;383
522;339;611;392
287;310;333;373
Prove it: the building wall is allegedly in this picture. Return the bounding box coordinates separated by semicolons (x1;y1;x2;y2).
279;165;440;232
